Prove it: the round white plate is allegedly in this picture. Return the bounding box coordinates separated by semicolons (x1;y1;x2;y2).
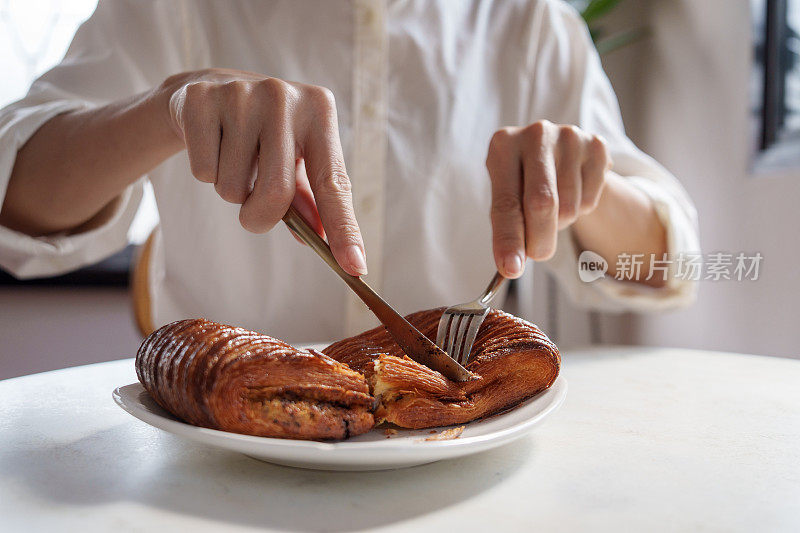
113;376;566;471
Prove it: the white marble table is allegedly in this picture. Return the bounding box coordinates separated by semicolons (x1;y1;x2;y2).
1;347;799;532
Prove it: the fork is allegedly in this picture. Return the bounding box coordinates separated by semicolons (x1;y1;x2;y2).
436;272;507;365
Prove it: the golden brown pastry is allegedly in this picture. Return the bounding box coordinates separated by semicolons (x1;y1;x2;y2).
136;308;559;439
135;319;376;440
323;308;560;428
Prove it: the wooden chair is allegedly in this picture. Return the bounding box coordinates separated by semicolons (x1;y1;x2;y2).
131;228;157;338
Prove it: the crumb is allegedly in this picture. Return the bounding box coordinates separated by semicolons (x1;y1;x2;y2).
424;426;465;441
429;430;437;434
384;428;398;437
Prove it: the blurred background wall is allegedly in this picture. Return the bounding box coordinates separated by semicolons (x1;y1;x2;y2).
598;0;799;359
1;287;140;377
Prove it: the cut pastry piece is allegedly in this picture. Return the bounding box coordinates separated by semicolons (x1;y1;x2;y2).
323;308;560;429
135;319;375;440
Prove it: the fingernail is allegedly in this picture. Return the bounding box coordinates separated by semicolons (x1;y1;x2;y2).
346;245;368;276
504;253;524;277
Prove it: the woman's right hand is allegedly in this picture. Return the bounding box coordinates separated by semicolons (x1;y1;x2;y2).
161;69;367;276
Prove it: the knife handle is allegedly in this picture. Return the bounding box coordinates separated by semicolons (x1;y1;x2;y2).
282;205;387;318
283;205;473;382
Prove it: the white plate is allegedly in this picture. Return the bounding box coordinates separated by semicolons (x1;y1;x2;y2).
113;376;566;471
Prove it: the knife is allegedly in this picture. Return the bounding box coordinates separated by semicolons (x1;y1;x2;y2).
283;205;473;382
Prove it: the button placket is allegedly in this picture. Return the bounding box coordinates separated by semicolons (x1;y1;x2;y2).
345;0;388;336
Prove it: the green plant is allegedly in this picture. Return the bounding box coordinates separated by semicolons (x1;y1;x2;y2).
567;0;647;55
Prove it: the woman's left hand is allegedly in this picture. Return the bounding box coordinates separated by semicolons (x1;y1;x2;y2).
486;120;612;278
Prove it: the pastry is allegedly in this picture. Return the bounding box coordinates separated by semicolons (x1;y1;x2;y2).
136;308;559;439
135;319;375;440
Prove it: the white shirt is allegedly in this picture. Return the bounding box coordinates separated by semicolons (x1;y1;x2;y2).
0;0;699;345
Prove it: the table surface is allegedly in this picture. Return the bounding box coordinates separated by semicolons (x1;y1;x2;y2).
1;346;799;533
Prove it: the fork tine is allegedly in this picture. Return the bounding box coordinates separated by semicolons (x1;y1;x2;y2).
445;314;462;358
436;312;452;349
434;272;507;368
453;313;474;364
451;314;472;363
459;314;485;365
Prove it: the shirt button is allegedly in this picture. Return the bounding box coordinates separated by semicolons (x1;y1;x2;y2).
363;102;377;117
362;6;376;27
360;193;376;214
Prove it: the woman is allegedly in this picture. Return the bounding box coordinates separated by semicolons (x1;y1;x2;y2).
0;0;698;344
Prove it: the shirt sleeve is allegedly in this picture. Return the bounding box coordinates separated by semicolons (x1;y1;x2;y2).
527;0;700;312
0;0;180;279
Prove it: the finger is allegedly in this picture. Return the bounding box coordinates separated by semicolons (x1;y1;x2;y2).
216;103;259;204
486;128;526;278
579;135;610;214
179;83;221;184
555;126;583;229
238;126;295;233
292;158;325;240
302;88;367;276
288;228;305;246
521;124;559;261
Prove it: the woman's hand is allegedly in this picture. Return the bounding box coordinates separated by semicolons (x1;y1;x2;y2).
486;120;611;279
164;69;367;276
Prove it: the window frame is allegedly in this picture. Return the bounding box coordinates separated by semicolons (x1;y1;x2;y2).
753;0;800;174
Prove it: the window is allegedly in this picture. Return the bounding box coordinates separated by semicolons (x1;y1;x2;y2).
0;0;158;286
0;0;97;105
752;0;800;172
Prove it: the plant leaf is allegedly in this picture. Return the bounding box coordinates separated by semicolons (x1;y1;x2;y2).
595;27;648;55
589;26;606;44
582;0;625;24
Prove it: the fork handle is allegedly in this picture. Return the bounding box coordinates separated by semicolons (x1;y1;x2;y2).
479;271;507;306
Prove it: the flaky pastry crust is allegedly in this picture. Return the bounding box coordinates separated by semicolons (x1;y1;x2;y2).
136;308;559;439
323;308;560;428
